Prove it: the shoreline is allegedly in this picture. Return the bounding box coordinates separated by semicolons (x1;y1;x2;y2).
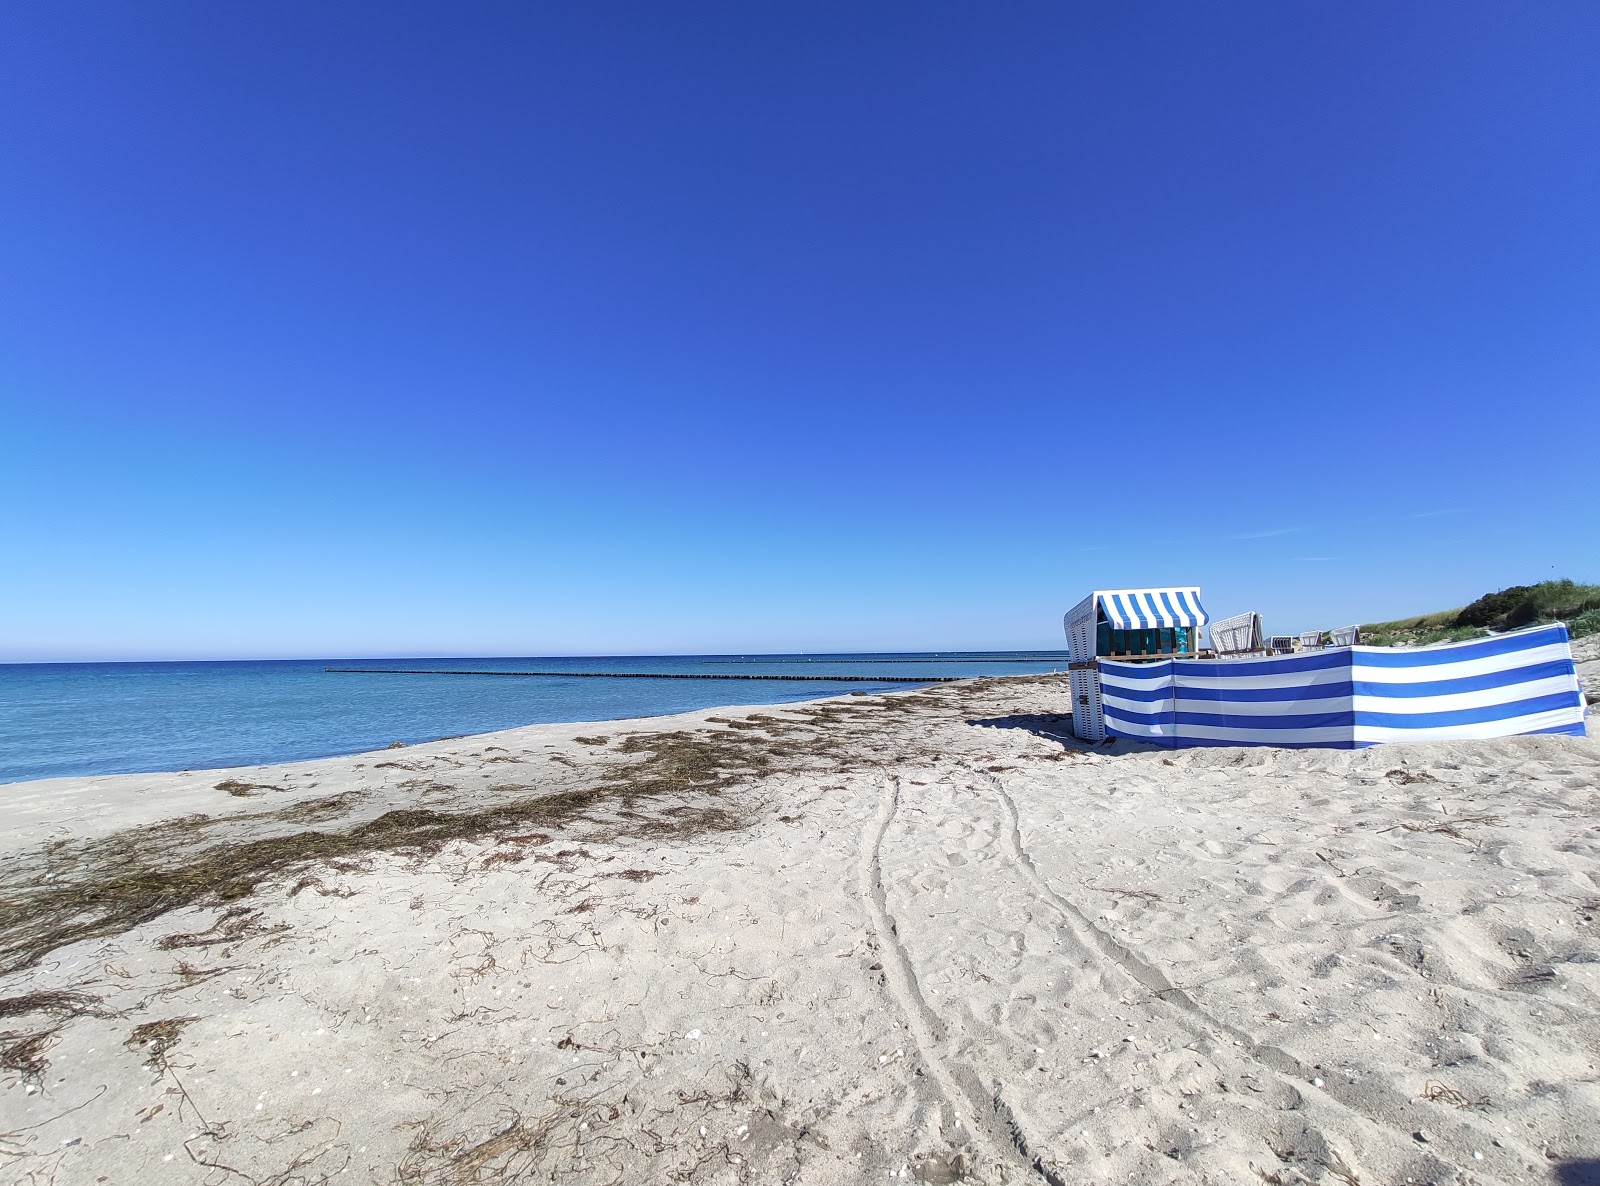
0;683;932;853
2;673;1598;1183
0;658;1063;788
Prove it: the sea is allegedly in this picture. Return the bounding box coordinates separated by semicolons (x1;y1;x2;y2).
0;652;1070;785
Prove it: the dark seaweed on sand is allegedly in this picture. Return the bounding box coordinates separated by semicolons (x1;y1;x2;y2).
0;682;999;978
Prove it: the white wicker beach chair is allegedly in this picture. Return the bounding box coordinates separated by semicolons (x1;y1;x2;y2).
1300;630;1323;652
1329;625;1359;647
1210;611;1265;656
1269;635;1297;656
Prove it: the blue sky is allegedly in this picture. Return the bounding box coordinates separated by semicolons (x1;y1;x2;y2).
2;3;1596;660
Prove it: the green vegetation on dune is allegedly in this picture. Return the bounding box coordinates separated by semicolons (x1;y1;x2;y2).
1361;579;1600;647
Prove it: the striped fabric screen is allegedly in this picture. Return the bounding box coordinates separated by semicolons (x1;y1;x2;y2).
1099;623;1586;748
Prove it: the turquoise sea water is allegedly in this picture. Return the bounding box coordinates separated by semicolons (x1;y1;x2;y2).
0;653;1068;784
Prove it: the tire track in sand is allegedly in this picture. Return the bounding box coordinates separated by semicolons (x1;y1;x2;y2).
976;768;1518;1172
861;776;1067;1186
977;768;1297;1068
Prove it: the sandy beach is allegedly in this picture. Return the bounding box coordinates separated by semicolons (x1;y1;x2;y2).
2;673;1598;1185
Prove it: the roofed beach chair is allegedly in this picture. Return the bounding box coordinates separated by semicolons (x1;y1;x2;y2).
1269;635;1297;655
1210;610;1264;656
1329;625;1360;647
1300;630;1324;652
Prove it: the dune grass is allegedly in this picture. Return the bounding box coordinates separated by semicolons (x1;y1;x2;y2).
1362;579;1600;646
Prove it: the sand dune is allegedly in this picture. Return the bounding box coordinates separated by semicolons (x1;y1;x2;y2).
1;676;1597;1184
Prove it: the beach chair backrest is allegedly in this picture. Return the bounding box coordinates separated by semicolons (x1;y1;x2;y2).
1300;630;1323;651
1329;625;1359;647
1269;635;1296;655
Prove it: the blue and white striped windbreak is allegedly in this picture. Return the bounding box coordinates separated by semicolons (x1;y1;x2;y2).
1096;588;1209;630
1098;622;1586;748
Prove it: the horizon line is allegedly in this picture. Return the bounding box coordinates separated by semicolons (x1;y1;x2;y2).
0;646;1078;667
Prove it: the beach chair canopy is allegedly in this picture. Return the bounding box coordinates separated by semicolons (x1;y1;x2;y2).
1093;588;1210;630
1269;635;1296;655
1300;630;1323;651
1329;625;1360;647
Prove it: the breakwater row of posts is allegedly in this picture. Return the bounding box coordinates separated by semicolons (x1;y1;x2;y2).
325;668;962;683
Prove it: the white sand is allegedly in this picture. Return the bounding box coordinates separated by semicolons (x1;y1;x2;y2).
1572;634;1600;707
2;676;1597;1184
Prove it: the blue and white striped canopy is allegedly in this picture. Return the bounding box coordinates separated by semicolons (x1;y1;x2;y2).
1096;588;1210;630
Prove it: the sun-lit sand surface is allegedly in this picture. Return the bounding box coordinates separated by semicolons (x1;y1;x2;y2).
2;674;1597;1184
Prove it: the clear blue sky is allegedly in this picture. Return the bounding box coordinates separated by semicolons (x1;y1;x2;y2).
2;3;1596;660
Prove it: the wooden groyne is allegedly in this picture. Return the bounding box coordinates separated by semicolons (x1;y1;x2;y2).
324;668;962;683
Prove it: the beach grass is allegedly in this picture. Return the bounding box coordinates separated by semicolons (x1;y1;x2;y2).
1361;578;1600;645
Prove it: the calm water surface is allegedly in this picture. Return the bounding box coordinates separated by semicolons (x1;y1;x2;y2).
0;653;1068;784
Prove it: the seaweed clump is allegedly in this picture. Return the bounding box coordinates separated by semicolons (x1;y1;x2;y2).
125;1015;197;1070
215;780;286;797
1;1028;57;1084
